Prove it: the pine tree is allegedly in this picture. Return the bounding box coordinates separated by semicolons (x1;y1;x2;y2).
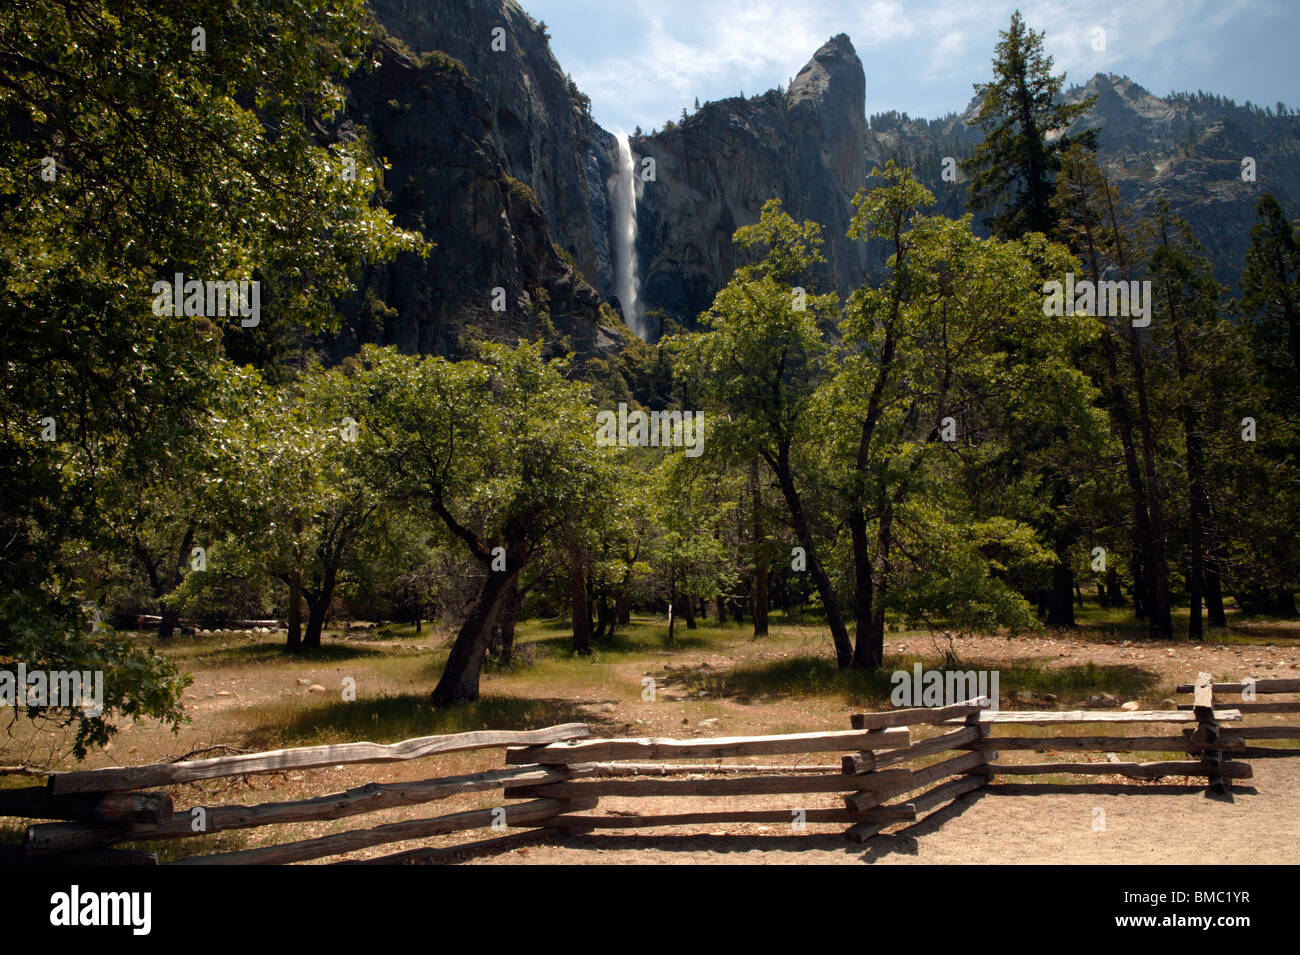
1145;202;1231;635
1241;194;1300;386
961;11;1097;239
1053;146;1174;638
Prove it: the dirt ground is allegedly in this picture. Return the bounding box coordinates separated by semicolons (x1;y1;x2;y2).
454;757;1300;865
4;620;1298;865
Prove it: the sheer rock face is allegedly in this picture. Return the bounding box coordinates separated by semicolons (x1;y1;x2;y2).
369;0;615;297
632;34;870;336
327;39;622;362
350;5;876;345
1068;73;1300;288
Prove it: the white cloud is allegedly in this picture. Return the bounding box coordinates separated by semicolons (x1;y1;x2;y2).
549;0;1288;131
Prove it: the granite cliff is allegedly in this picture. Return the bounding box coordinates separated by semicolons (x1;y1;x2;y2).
332;0;1299;357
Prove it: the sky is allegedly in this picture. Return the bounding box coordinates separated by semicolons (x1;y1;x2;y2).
524;0;1300;134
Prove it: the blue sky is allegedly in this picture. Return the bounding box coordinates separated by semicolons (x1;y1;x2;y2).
524;0;1299;134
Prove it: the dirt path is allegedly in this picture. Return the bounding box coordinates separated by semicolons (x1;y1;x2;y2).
460;754;1300;865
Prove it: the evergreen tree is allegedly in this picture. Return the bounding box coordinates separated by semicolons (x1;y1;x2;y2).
961;11;1097;239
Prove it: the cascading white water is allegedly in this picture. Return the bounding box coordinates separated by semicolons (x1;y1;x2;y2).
608;133;645;339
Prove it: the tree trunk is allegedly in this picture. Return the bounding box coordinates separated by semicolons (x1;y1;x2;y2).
496;579;519;666
749;460;769;637
431;568;518;705
1101;182;1172;639
667;571;676;645
1045;559;1076;627
303;597;329;651
571;552;592;656
1125;326;1174;638
158;526;195;640
682;596;697;630
1204;565;1226;628
158;606;180;641
1130;544;1147;618
753;565;769;637
1277;588;1298;618
848;507;874;664
286;570;303;654
1105;568;1124;606
715;596;727;624
615;583;631;628
594;591;612;642
854;500;893;668
303;566;337;651
1170;303;1216;640
770;447;852;666
1076;217;1160;633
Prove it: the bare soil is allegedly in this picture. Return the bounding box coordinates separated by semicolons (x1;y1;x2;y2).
3;619;1298;864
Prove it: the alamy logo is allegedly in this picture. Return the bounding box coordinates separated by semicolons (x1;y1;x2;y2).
1042;272;1151;327
890;664;1000;711
49;885;151;935
0;665;103;716
596;403;705;458
151;272;260;327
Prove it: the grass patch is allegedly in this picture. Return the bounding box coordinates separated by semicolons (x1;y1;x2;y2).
991;659;1160;700
155;634;386;669
656;654;1162;707
518;617;734;656
239;692;599;750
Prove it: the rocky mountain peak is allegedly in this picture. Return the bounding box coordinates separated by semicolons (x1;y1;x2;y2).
789;33;865;116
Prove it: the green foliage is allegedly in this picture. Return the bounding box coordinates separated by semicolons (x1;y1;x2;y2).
0;0;421;752
417;50;469;77
505;175;541;210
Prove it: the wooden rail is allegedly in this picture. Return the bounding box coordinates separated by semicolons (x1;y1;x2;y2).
5;673;1297;863
48;724;591;795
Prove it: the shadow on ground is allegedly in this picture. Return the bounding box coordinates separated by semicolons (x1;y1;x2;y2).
240;692;618;750
655;654;1163;707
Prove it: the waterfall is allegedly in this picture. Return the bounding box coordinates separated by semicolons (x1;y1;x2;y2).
608;133;644;339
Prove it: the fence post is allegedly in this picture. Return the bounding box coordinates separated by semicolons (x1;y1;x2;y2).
1191;671;1228;799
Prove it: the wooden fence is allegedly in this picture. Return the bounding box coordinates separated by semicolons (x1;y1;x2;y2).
3;674;1297;863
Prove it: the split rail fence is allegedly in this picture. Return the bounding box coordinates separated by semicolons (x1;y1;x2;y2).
3;673;1297;863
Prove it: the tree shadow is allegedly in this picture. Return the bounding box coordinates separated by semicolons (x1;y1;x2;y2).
528;628;714;655
179;639;385;669
538;829;853;857
239;692;616;750
658;653;1163;707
